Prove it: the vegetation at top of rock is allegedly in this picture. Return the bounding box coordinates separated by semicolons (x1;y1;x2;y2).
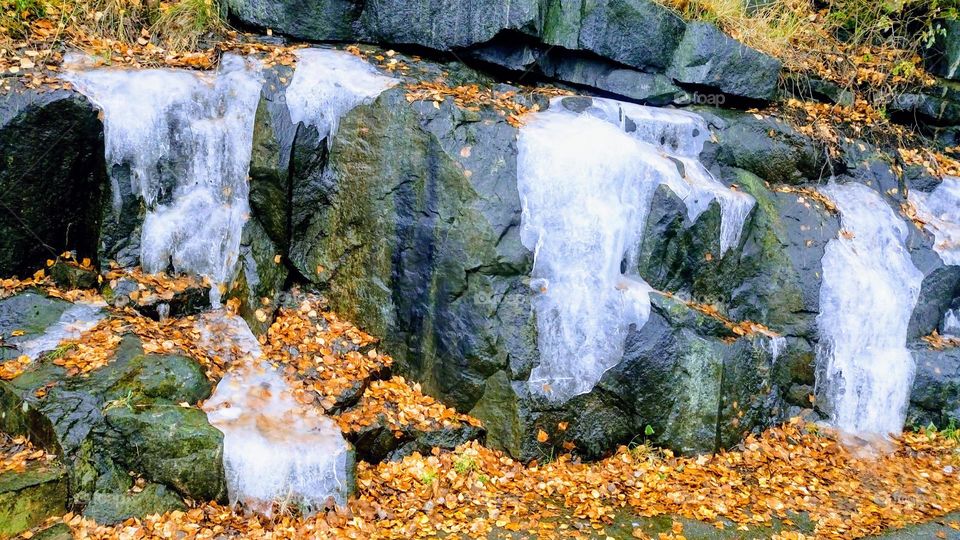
657;0;951;92
0;0;225;48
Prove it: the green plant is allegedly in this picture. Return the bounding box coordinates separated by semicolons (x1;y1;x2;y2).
453;456;477;475
103;389;136;412
419;469;437;486
44;342;76;361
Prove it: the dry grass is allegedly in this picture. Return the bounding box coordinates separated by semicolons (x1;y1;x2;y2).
656;0;955;99
0;0;225;52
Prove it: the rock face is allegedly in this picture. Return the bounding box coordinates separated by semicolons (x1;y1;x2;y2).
907;345;960;429
0;301;227;522
0;86;107;277
0;461;68;538
278;85;815;460
226;0;781;102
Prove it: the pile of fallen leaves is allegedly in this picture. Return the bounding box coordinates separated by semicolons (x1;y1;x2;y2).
923;330;960;350
337;377;482;436
405;79;569;128
0;433;56;474
260;295;393;408
34;418;960;539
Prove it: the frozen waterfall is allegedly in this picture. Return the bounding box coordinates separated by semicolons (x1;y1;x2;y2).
908;176;960;266
201;313;352;516
285;48;398;141
64;54;264;307
816;182;923;435
518;97;754;401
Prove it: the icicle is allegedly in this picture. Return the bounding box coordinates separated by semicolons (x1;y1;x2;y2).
285;48;398;142
63;54;264;307
908;176;960;266
764;335;787;362
816;182;923;435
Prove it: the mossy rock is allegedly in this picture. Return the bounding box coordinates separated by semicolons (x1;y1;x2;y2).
0;461;68;538
82;483;185;525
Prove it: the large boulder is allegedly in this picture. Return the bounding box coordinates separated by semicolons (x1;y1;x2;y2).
906;345;960;429
0;461;68;538
361;0;541;50
471;294;785;459
226;0;780;101
289;86;534;412
667;22;782;101
286;88;803;459
0;86;107;276
224;0;358;41
540;0;686;71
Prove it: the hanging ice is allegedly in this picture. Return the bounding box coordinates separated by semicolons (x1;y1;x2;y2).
285;48;398;141
908;176;960;266
201;313;352;515
944;309;960;336
63;55;264;307
585;99;756;254
518;97;753;402
816;182;923;435
14;302;105;360
764;335;788;362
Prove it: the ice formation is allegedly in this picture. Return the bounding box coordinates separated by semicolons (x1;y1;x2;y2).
816;182;923;435
764;335;788;362
518;97;753;401
908;176;960;266
63;55;264;306
200;313;352;515
14;302;105;360
285;48;398;141
944;309;960;337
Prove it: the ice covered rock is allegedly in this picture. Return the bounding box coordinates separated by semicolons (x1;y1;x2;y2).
816;182;923;435
63;55;264;307
200;314;352;515
285;48;398;142
909;176;960;266
517;96;754;402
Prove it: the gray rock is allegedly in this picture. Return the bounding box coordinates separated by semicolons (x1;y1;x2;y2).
537;50;688;105
907;344;960;429
542;0;686;71
889;90;960;127
668;22;782;101
360;0;541;50
224;0;358;41
926;18;960;81
712;109;831;184
0;86;107;277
